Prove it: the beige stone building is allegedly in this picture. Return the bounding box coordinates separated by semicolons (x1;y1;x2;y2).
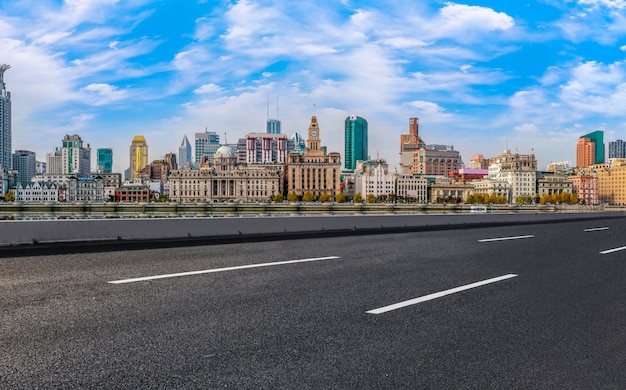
285;116;341;197
168;145;281;202
429;177;474;203
592;158;626;204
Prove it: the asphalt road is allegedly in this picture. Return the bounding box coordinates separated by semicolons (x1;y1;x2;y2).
2;217;626;389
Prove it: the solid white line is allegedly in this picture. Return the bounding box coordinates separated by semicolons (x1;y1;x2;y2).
478;235;534;242
584;227;609;232
600;246;626;255
108;256;341;284
366;274;518;315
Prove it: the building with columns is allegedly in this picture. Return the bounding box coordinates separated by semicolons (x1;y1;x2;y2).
168;145;281;202
285;116;341;197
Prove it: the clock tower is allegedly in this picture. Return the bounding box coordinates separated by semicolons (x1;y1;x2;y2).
285;115;342;197
306;116;322;153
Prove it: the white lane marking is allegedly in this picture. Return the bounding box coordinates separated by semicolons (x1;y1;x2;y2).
478;235;534;242
108;256;341;284
584;227;609;232
366;274;518;315
600;246;626;255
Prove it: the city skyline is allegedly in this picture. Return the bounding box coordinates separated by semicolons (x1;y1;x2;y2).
2;1;626;173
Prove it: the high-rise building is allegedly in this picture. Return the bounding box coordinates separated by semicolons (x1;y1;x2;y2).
285;116;342;197
400;117;424;153
608;139;626;159
61;134;91;177
97;148;113;173
195;129;220;165
164;152;177;170
0;64;11;171
130;135;148;180
266;119;281;134
46;148;62;174
576;131;604;167
344;115;368;170
12;150;36;186
178;135;191;168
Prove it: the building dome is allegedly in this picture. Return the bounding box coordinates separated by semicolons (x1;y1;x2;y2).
215;145;235;158
132;135;146;144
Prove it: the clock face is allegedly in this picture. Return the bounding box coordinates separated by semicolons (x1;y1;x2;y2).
311;130;318;137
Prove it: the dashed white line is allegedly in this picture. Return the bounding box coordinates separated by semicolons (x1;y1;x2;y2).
366;274;518;315
600;246;626;255
108;256;341;284
584;227;610;232
478;235;534;242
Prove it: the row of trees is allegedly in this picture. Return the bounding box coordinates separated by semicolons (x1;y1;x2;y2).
276;191;580;205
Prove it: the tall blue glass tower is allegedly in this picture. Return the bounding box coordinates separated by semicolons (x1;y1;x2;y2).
344;115;368;170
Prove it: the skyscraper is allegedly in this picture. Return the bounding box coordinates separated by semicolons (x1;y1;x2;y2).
179;134;191;168
576;131;604;168
12;150;36;186
0;64;11;171
97;148;113;173
266;119;281;134
195;129;219;165
344;115;368;170
608;139;626;159
61;134;91;176
130;135;148;180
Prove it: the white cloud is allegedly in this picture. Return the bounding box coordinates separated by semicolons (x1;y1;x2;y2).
81;83;128;105
194;83;222;94
436;3;515;38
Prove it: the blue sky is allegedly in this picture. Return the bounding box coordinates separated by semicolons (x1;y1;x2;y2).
2;0;626;174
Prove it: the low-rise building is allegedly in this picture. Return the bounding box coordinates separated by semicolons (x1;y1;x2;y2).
168;145;281;202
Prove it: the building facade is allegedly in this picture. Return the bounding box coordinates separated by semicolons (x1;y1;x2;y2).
16;181;59;202
488;150;537;202
411;145;461;176
536;172;573;198
12;150;36;186
195;130;219;165
344;115;368;171
576;131;604;167
396;175;429;203
240;133;290;164
0;64;11;171
266;119;281;134
60;134;91;177
592;159;626;205
97;148;113;173
130;135;148;180
568;173;598;205
608;139;626;159
285;116;341;197
168;145;281;202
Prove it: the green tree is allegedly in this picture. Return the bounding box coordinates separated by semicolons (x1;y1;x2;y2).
352;192;363;203
273;192;284;202
4;190;15;202
366;193;377;203
302;191;316;202
287;191;299;202
466;194;476;204
318;192;330;203
335;192;347;203
158;193;169;202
